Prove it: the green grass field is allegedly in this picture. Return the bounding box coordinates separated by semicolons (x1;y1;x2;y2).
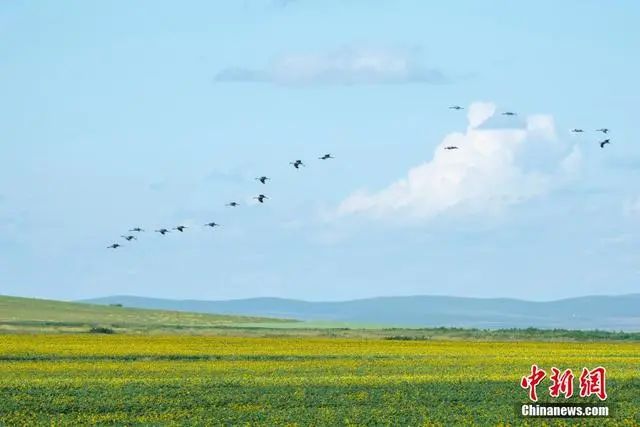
0;295;295;334
2;295;639;341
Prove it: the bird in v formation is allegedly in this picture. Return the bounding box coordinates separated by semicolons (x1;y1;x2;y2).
109;106;614;249
108;153;332;248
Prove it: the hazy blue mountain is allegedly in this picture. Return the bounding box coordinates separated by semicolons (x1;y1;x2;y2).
79;294;640;331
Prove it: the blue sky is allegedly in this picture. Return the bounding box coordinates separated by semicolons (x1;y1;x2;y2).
1;0;639;301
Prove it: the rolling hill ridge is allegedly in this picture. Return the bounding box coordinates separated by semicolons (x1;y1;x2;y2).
0;295;294;333
80;294;640;331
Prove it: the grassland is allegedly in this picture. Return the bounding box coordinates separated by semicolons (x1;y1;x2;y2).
1;296;638;424
0;295;295;334
0;335;638;425
3;295;640;342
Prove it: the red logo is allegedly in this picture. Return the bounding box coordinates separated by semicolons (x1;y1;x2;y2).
579;367;608;400
520;365;607;401
549;367;574;398
520;364;546;402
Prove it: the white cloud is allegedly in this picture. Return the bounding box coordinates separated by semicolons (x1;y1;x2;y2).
559;144;583;177
215;47;446;86
467;102;496;128
336;101;580;222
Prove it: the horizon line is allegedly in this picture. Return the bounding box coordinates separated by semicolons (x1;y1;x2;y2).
68;292;640;305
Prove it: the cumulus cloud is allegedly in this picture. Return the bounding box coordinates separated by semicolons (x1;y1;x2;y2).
214;47;446;86
336;101;580;222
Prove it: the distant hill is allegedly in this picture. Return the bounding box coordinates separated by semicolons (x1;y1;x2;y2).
0;295;294;333
80;294;640;331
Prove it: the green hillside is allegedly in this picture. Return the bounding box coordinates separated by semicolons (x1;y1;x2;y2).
0;295;296;334
83;294;640;331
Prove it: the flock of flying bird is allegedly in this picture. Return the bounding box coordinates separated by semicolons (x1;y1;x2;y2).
446;105;612;149
107;106;612;249
106;153;335;248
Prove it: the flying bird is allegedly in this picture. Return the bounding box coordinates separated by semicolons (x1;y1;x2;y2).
444;146;459;150
253;194;269;203
290;160;305;169
449;105;464;110
255;176;270;184
226;202;239;207
129;227;144;232
599;139;611;148
501;111;517;116
155;228;170;235
318;153;334;160
596;128;610;134
204;222;220;228
121;235;137;241
571;129;584;133
107;243;122;249
173;225;187;232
